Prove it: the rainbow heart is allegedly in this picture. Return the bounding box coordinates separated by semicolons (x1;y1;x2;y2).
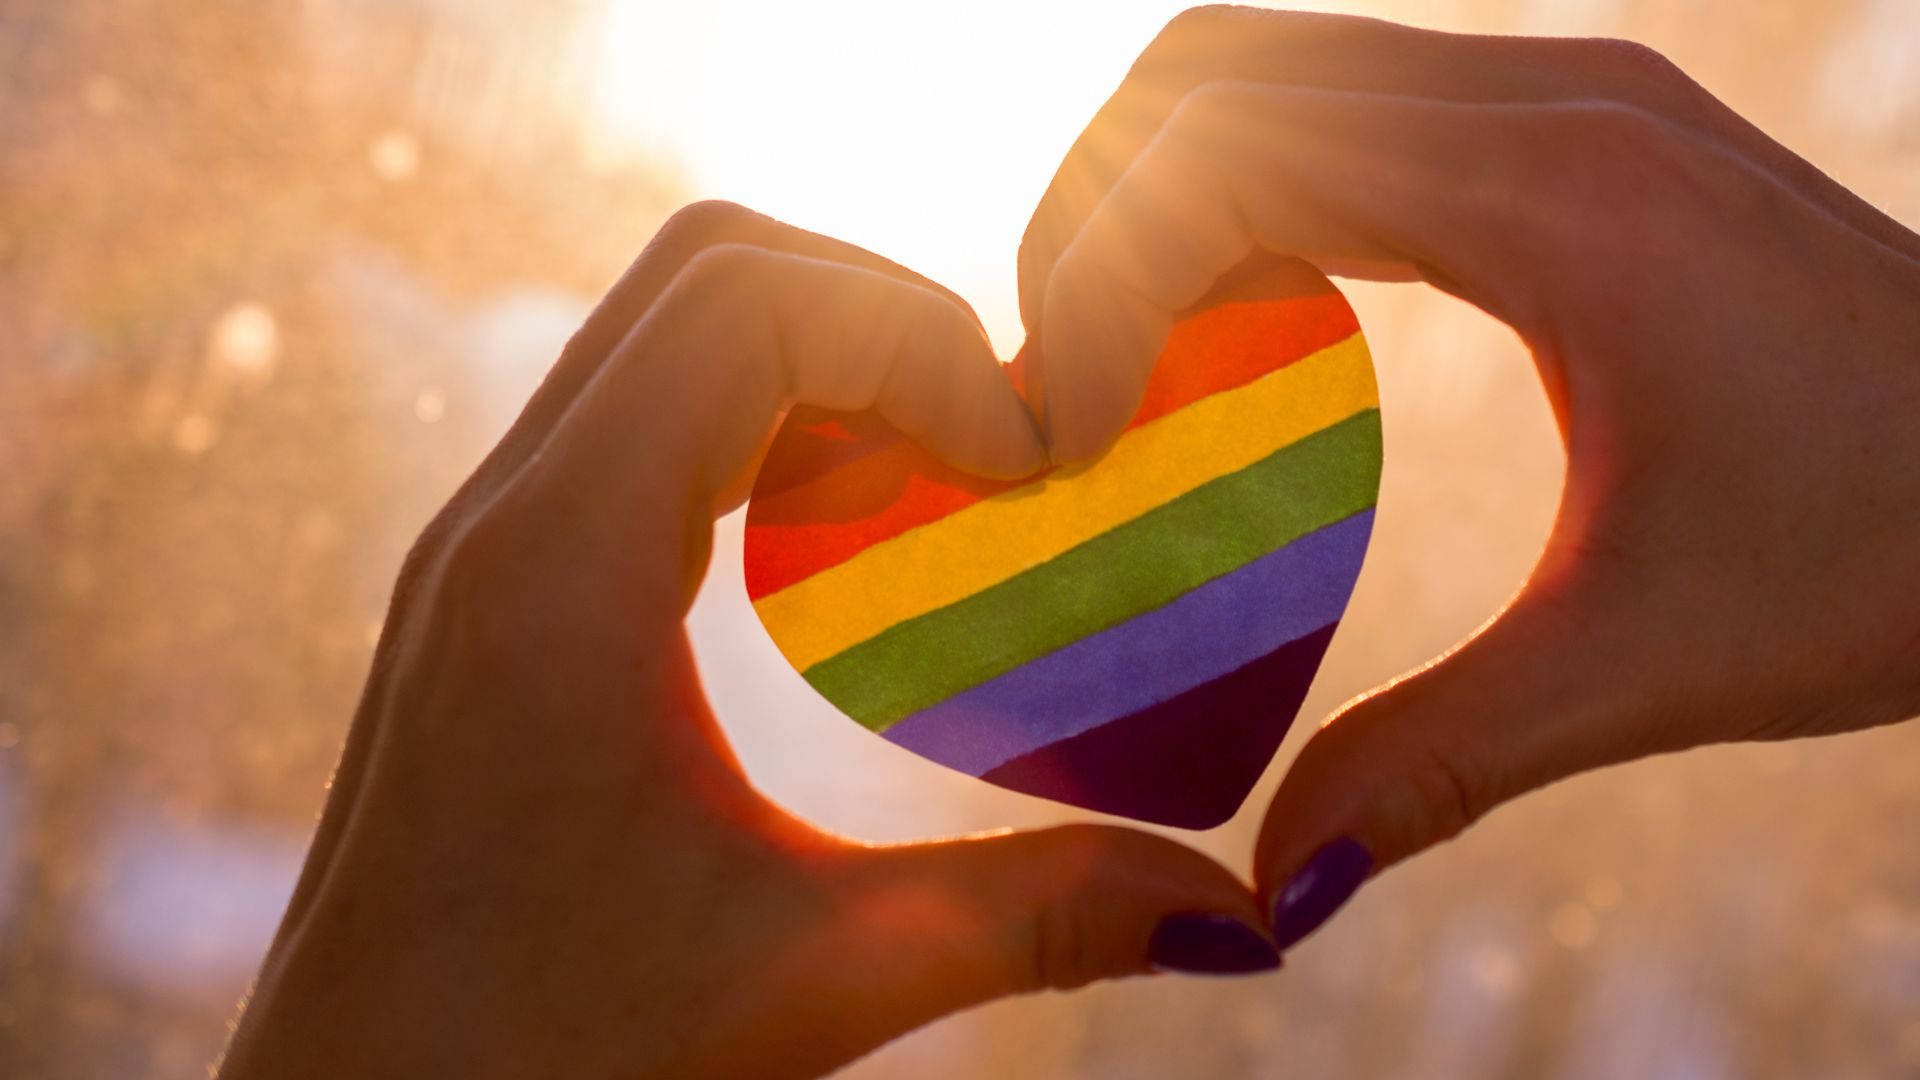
745;263;1380;828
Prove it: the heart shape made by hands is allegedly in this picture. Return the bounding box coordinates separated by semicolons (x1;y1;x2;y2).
744;261;1380;829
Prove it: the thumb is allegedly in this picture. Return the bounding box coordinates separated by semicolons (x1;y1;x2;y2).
1253;576;1660;952
841;823;1276;1023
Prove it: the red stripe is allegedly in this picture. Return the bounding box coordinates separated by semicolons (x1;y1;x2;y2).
745;452;1017;601
749;413;901;502
744;285;1359;600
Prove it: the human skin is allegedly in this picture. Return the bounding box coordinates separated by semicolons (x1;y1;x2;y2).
222;10;1920;1076
216;204;1280;1080
1016;7;1920;949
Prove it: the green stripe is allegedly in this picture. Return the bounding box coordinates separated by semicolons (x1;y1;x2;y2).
804;408;1382;730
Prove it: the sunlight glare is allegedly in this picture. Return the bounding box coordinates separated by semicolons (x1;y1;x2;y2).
584;0;1202;354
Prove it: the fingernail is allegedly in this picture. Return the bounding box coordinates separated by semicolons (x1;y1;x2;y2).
1146;913;1281;976
1268;837;1373;951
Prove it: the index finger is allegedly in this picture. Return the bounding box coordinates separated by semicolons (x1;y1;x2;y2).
1038;84;1598;462
1019;8;1920;334
502;243;1047;613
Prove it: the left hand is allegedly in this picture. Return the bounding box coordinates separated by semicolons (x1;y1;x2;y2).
218;201;1276;1080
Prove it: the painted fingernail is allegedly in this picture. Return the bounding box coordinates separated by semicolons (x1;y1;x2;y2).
1268;837;1373;951
1146;913;1281;976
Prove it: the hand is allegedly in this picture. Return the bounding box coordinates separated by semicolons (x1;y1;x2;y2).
219;202;1278;1080
1018;8;1920;950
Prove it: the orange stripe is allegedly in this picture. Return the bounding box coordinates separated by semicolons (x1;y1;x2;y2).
744;287;1358;599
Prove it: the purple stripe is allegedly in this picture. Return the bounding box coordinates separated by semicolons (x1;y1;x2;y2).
881;509;1373;776
980;622;1339;829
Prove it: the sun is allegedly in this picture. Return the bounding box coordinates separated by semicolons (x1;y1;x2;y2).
581;0;1209;356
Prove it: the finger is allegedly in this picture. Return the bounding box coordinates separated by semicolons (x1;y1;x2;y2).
1018;8;1920;331
276;204;967;936
1038;84;1601;462
1021;10;1519;326
713;412;786;517
378;205;970;686
405;202;993;601
1249;552;1699;953
278;213;1011;967
716;824;1275;1078
832;825;1275;1038
466;200;992;524
505;243;1046;609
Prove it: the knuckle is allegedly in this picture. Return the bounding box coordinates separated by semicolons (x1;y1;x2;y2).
1165;79;1253;139
391;504;465;608
384;468;516;628
902;287;973;347
1024;828;1117;991
636;201;773;287
673;240;768;295
1567;38;1714;131
433;511;508;598
1581;36;1686;87
1402;730;1492;844
1305;700;1493;855
1145;8;1366;73
1030;895;1100;991
1287;712;1374;798
1563;99;1668;161
429;504;537;658
1148;5;1239;56
655;198;761;250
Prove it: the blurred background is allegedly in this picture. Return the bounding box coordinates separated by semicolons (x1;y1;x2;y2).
3;0;1919;1076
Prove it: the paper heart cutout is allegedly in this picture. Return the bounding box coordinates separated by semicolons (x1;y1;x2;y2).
745;262;1380;829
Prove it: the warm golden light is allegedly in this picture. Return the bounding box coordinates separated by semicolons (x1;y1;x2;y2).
584;0;1269;353
17;2;1920;1075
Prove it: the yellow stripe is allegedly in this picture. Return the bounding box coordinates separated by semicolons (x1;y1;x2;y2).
754;332;1377;672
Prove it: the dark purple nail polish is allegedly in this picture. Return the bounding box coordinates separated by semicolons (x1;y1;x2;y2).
1268;837;1373;951
1147;913;1281;976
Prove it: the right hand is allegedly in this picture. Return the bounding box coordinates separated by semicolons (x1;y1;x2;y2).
1016;7;1920;948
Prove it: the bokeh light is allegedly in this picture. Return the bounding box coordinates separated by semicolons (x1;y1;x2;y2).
3;1;1919;1076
